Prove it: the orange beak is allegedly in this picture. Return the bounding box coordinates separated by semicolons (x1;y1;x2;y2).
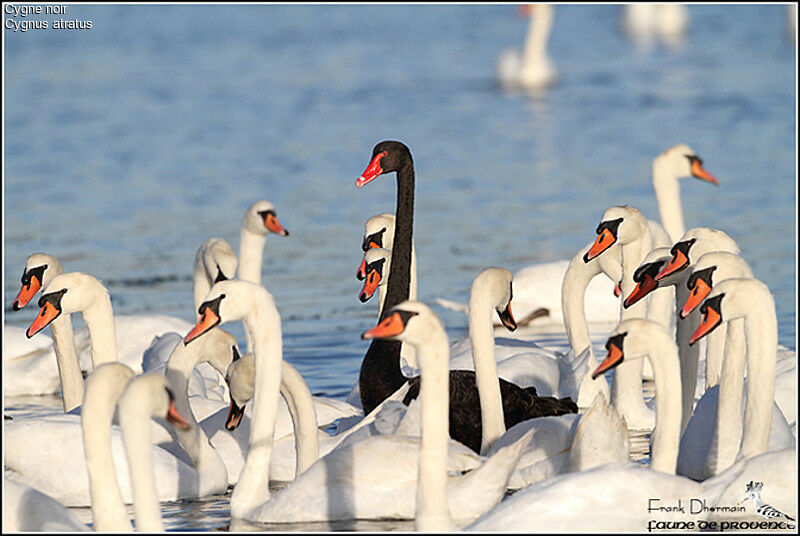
614;281;622;298
12;277;41;311
681;278;712;319
166;400;191;431
592;342;624;379
26;302;61;338
184;307;221;344
263;212;289;236
690;305;722;345
656;250;689;281
355;151;387;187
356;256;367;280
623;275;658;308
359;269;382;302
584;228;616;262
362;312;405;340
225;399;246;431
691;159;719;185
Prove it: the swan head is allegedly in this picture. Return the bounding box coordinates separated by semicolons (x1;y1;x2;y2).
583;206;646;262
26;272;109;338
592;319;672;379
242;200;289;237
689;278;773;345
680;252;751;318
355;141;413;187
357;213;395;280
118;373;191;432
361;300;443;347
655;227;739;281
11;253;64;311
223;349;254;430
470;267;516;331
653;144;719;185
185;279;273;344
359;248;389;302
198;238;238;283
623;247;670;308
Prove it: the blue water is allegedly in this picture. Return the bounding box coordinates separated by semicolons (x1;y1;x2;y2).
3;4;796;530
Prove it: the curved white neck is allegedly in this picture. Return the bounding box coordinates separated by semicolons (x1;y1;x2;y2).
468;290;504;454
705;319;745;477
82;293;119;366
230;298;285;519
238;228;266;286
119;396;164;531
647;335;682;474
413;326;455;531
278;360;319;475
82;366;134;531
164;347;228;486
562;251;604;356
50;314;84;412
652;163;684;243
739;298;777;459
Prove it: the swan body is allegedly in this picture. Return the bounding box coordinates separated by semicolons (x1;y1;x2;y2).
497;4;557;90
621;4;689;47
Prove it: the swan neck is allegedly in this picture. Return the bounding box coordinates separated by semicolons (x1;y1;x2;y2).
238;227;267;285
648;338;682;474
82;370;132;531
652;164;684;243
278;360;319;475
468;290;505;454
739;301;777;459
562;252;601;355
382;163;415;319
231;301;284;518
119;401;164;532
82;295;118;365
164;347;225;479
192;258;211;316
414;327;453;529
675;283;701;433
50;314;84;412
523;6;552;62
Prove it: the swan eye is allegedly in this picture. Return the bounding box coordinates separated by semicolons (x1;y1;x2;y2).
687;266;715;290
670;237;697;257
604;331;628;351
633;261;662;282
595;217;623;237
37;288;68;309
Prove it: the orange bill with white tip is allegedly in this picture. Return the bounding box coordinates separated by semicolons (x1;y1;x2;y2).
356;151;387;187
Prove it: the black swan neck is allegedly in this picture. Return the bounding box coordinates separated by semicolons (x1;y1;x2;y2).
380;159;414;319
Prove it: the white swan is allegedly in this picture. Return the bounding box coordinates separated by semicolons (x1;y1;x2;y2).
356;213;417;302
220;300;531;527
680;277;794;478
582;205;658;429
5;253;85;409
496;4;558;91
